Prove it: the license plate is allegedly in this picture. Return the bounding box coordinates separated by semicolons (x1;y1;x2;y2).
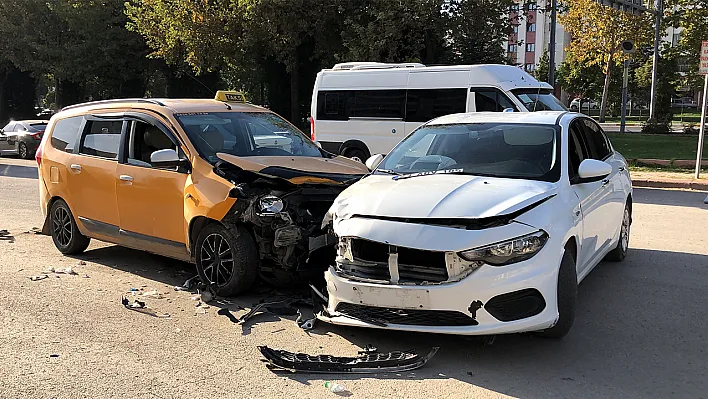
352;285;431;309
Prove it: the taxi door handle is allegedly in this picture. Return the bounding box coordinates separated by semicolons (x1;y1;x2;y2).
70;164;82;172
119;175;133;182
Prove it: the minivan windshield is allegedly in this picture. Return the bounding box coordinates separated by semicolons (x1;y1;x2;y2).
512;89;567;112
376;123;560;182
175;112;323;163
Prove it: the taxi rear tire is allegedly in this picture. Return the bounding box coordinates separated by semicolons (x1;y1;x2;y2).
50;199;91;255
195;224;258;297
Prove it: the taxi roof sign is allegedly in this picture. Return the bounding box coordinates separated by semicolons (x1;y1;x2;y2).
215;90;246;103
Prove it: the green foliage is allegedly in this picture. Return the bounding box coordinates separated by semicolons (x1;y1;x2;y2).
635;56;679;120
534;51;554;84
641;117;673;134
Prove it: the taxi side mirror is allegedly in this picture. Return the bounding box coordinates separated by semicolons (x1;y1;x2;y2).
365;154;385;171
150;149;190;169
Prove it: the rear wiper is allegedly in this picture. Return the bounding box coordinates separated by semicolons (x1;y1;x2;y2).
393;168;465;180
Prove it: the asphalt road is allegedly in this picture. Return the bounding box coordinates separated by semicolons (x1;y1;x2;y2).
1;157;707;399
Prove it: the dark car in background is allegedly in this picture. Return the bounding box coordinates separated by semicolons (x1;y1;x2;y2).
0;120;49;159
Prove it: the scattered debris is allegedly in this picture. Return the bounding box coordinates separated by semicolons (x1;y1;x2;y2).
141;290;165;299
129;288;140;292
29;275;49;281
217;308;240;324
49;354;60;358
178;275;201;291
324;381;347;393
44;267;78;276
296;309;317;331
190;295;201;301
259;346;439;373
76;260;87;266
26;227;41;235
240;298;312;324
121;296;170;318
81;274;90;278
0;229;14;242
199;287;215;302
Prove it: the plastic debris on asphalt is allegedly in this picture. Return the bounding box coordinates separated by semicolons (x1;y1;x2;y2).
141;290;165;299
121;296;170;318
28;275;49;281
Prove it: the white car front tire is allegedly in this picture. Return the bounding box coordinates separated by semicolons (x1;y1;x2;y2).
538;248;577;339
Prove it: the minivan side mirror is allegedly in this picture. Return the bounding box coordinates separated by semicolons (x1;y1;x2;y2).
574;159;612;183
150;149;189;169
365;154;385;171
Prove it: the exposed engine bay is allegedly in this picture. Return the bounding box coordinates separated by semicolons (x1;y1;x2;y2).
213;154;364;285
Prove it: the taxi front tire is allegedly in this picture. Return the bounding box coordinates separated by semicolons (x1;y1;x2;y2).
50;199;91;255
195;224;258;297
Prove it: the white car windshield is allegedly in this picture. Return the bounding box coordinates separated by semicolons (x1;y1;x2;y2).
175;112;323;164
376;123;560;182
512;89;567;112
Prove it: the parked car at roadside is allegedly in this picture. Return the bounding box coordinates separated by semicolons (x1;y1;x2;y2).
319;111;632;339
36;92;368;295
0;120;49;159
569;98;598;111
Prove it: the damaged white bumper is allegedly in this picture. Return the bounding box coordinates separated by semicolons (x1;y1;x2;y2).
318;217;563;335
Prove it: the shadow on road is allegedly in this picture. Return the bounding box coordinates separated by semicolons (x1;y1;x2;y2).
633;187;708;209
0;163;38;179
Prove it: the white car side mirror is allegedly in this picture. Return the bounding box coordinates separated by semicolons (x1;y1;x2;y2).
314;141;322;149
577;159;612;182
365;154;385;171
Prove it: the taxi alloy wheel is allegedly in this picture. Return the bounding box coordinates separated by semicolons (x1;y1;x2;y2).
200;233;234;286
49;199;90;254
195;224;258;297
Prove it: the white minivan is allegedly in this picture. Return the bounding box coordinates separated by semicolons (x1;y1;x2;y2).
309;62;567;161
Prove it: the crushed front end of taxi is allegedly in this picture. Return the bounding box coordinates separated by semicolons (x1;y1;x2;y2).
213;153;367;285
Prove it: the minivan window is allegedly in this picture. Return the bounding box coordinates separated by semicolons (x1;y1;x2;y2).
80;120;123;160
512;89;567;112
175;112;322;163
405;89;467;122
50;116;83;153
474;90;517;112
377;122;560;182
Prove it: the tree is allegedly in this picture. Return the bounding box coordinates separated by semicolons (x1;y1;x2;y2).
559;0;653;122
635;55;679;119
534;51;557;84
665;0;708;93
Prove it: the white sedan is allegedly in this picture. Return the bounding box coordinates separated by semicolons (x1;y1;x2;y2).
319;111;632;338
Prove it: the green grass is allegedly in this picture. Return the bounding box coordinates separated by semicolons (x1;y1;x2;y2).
607;133;707;160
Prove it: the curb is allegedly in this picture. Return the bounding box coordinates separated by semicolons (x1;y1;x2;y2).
632;179;708;191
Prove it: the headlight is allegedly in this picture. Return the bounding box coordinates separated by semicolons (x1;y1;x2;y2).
458;231;548;266
257;195;284;215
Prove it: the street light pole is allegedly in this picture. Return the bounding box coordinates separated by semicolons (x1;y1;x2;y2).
620;59;630;134
649;0;662;119
548;0;558;86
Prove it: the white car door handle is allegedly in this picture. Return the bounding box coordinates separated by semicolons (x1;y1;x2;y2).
602;179;610;187
70;164;82;172
618;166;625;172
119;175;133;182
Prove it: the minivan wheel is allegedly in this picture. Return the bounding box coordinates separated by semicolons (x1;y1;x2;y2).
537;250;577;339
343;148;367;163
50;199;90;254
605;203;631;262
19;142;31;159
195;224;258;297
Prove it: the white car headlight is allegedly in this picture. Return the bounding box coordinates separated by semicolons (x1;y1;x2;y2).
458;231;548;266
257;195;284;215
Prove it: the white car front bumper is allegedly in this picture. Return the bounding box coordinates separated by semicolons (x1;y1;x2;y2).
318;242;563;336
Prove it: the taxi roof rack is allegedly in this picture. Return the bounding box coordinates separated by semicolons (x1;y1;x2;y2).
61;98;165;112
331;62;426;71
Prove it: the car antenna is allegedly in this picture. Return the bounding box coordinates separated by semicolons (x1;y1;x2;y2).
224;103;232;110
533;84;542;112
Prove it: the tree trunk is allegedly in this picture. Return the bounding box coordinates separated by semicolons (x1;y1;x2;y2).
599;52;614;123
290;59;300;126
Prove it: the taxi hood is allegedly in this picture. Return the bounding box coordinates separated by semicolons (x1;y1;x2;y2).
216;153;368;185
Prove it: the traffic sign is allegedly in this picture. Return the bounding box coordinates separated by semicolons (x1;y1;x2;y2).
700;41;708;75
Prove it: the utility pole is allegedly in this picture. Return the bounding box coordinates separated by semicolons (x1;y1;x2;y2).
649;0;662;119
548;0;558;86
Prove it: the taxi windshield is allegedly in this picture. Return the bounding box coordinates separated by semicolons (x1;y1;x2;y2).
175;112;323;163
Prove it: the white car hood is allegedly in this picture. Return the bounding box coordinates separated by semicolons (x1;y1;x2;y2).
330;174;557;221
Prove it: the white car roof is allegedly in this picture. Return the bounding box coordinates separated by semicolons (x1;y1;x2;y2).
428;111;569;126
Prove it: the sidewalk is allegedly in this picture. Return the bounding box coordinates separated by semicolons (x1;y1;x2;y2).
599;123;686;134
631;170;708;191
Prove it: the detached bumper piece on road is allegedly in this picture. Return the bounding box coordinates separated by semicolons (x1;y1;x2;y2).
258;346;439;373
